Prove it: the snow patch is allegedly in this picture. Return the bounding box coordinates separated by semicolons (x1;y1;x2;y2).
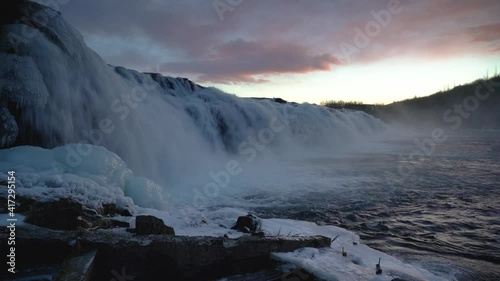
266;220;453;281
0;144;169;213
134;206;454;280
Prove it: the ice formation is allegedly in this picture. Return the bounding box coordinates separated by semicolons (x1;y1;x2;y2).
0;144;168;213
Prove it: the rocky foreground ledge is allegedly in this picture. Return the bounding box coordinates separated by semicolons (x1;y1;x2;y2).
0;222;331;281
0;190;330;280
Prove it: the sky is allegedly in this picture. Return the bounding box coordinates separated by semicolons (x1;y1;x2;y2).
57;0;500;104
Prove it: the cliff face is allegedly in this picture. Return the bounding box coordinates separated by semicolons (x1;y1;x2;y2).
0;1;204;149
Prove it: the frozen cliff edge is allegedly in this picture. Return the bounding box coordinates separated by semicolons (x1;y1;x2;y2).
0;0;202;148
0;0;388;182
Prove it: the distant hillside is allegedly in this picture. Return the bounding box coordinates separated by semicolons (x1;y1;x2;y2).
323;75;500;129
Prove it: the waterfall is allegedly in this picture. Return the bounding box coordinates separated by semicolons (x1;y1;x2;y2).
0;1;388;188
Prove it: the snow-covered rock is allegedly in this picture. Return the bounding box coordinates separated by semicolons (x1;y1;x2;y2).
266;219;450;281
0;144;169;214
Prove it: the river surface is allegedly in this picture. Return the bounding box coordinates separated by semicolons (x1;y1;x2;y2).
225;130;500;280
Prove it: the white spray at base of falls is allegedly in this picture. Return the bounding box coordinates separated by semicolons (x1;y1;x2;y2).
0;3;389;199
0;4;459;280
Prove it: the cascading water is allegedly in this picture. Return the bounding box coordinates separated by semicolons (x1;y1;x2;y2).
0;2;388;193
0;3;477;280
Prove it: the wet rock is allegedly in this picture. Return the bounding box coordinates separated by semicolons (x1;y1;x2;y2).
281;268;316;281
99;203;116;216
1;224;332;280
25;199;84;230
87;232;332;280
232;214;262;234
117;208;134;217
251;232;265;237
76;216;93;229
92;218;114;229
89;217;131;229
108;217;131;228
22;197;126;230
134;215;175;235
56;249;97;281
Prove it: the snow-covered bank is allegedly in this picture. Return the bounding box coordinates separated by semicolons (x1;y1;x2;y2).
145;207;455;281
139;207;455;280
267;220;451;281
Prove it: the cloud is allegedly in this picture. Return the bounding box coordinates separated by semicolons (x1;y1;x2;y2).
162;39;342;84
467;23;500;43
490;45;500;54
58;0;500;84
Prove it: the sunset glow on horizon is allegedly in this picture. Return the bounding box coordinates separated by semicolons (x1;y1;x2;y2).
59;0;500;104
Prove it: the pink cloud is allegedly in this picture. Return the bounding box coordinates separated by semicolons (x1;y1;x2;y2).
59;0;500;83
163;39;342;84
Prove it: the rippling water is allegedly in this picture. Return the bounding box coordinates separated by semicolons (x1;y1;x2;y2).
235;130;500;280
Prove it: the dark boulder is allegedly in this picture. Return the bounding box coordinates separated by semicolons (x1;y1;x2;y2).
25;199;83;230
21;197;127;230
134;215;175;235
232;214;262;234
108;217;131;228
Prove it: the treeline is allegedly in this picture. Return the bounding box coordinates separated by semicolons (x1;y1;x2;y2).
320;100;380;112
321;75;500;129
